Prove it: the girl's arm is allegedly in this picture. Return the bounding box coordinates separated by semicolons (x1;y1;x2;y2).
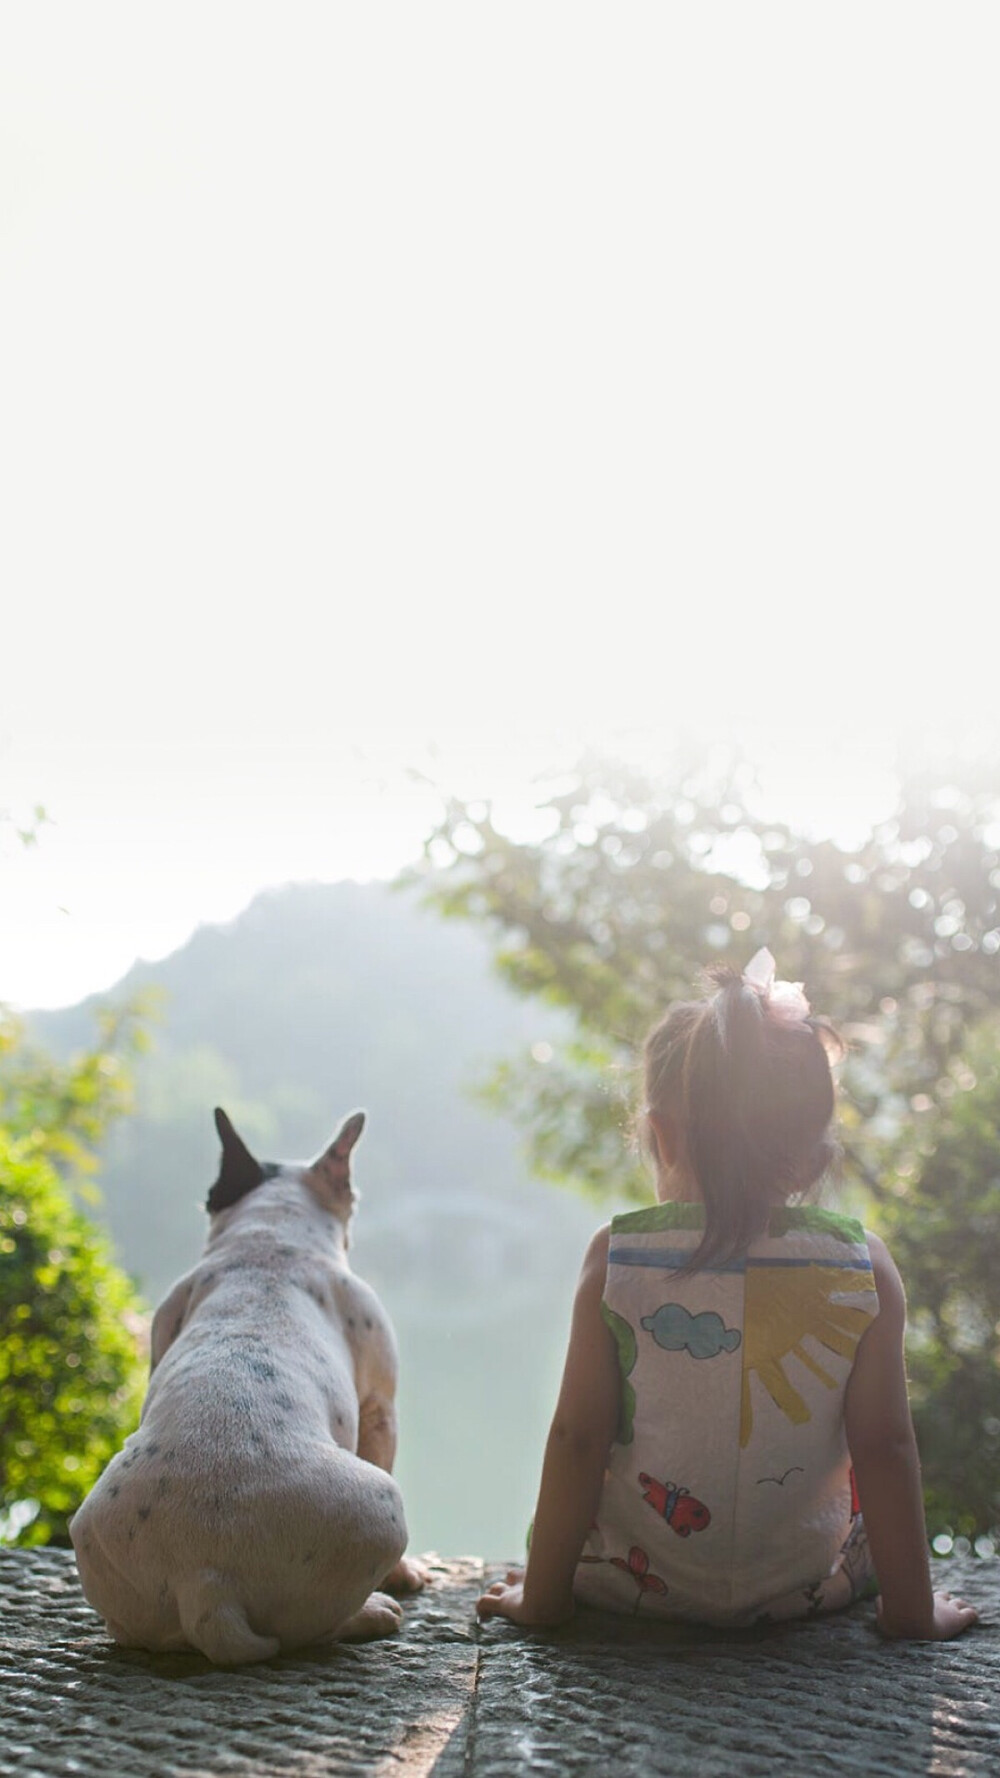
845;1233;977;1640
477;1224;619;1627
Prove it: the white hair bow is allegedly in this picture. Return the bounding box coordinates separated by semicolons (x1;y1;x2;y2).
743;947;810;1022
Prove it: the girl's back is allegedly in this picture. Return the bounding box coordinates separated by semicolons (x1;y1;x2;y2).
576;1202;877;1624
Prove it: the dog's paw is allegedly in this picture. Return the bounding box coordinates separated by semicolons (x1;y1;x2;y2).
382;1555;432;1595
339;1591;404;1642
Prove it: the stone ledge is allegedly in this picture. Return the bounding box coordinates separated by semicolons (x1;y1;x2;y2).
0;1548;997;1777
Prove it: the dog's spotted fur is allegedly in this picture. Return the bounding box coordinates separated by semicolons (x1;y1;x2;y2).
71;1109;421;1664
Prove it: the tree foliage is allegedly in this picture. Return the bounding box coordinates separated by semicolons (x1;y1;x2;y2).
875;1021;1000;1542
415;750;1000;1538
0;1001;149;1545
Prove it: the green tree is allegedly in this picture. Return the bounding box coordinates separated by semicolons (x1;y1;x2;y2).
416;751;1000;1537
0;1001;149;1545
874;1020;1000;1543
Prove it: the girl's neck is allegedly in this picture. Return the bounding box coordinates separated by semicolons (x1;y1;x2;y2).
655;1164;701;1205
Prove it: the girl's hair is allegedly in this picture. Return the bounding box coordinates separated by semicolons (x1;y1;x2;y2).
642;965;843;1272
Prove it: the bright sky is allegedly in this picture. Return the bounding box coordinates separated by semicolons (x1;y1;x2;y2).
2;3;998;1010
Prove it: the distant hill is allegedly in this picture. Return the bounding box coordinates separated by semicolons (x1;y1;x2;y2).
32;878;584;1299
30;880;606;1556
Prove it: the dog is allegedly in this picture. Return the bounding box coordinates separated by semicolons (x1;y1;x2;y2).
71;1107;425;1663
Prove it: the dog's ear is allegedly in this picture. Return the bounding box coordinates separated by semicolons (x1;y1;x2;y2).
306;1112;365;1233
207;1107;266;1214
314;1111;366;1167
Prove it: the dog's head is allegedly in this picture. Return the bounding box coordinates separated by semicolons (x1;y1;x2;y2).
207;1108;366;1235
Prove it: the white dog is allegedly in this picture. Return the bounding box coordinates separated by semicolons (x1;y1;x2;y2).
71;1107;425;1663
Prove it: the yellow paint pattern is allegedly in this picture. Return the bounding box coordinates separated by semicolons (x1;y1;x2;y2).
739;1264;877;1447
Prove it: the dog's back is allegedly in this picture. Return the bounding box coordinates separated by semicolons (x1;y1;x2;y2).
71;1113;409;1662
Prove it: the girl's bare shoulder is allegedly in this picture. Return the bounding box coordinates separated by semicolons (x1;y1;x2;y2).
578;1221;615;1280
863;1228;906;1323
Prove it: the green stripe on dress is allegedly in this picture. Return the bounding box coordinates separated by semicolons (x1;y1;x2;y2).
610;1201;867;1247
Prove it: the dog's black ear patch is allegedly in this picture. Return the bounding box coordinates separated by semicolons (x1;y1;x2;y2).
207;1107;266;1213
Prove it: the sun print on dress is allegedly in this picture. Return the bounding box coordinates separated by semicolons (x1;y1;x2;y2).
739;1262;877;1447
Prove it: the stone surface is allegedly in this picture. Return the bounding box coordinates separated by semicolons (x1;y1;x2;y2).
1;1548;997;1776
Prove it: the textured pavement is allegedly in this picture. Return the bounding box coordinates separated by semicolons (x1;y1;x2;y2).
1;1547;997;1777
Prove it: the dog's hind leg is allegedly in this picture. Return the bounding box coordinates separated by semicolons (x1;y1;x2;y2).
175;1570;281;1665
101;1614;141;1648
336;1590;403;1641
382;1554;432;1594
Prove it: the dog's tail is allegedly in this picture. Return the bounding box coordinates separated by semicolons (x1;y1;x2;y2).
176;1570;281;1665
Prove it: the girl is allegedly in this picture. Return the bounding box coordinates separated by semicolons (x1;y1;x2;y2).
478;951;978;1640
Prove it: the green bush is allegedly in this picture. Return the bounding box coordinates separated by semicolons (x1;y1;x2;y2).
0;999;149;1545
0;1129;145;1544
873;1022;1000;1538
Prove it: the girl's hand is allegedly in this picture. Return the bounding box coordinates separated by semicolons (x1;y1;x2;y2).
877;1589;979;1641
476;1568;574;1628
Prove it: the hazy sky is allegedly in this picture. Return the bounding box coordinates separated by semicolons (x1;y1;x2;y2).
3;4;998;1009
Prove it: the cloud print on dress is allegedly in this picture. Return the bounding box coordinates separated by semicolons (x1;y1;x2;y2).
640;1303;742;1359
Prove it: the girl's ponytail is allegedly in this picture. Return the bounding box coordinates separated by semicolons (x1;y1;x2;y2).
683;968;772;1268
643;960;841;1272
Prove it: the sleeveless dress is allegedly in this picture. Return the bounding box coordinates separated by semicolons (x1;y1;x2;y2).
573;1202;879;1626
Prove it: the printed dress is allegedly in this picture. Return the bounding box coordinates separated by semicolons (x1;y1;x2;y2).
574;1203;879;1626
